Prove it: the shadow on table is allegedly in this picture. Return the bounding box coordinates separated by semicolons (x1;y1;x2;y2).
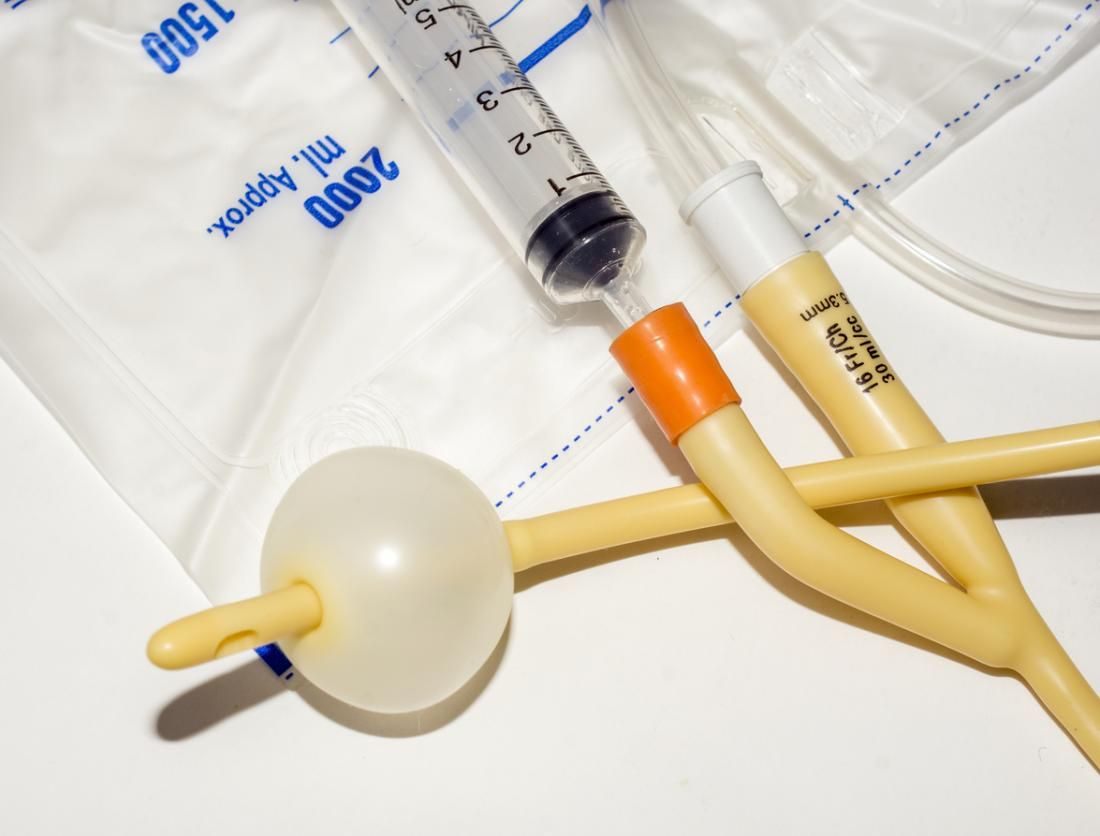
155;622;510;741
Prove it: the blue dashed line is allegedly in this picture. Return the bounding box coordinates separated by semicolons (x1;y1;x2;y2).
494;295;743;508
800;0;1095;240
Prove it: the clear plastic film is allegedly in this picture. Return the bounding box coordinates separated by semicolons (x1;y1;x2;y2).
0;0;740;602
592;0;1100;337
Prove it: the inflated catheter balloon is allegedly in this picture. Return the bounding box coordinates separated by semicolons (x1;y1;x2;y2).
149;419;1100;717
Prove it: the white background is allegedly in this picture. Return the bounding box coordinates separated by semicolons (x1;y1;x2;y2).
3;33;1100;836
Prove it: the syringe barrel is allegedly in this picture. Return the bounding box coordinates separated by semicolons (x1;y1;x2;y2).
333;0;646;306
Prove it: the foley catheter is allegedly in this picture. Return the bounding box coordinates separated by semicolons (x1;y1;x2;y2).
149;419;1100;701
149;0;1100;770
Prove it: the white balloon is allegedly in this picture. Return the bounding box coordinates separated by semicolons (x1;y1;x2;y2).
261;447;513;713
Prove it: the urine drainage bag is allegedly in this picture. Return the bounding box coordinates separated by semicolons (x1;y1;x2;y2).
2;0;1094;603
0;0;736;601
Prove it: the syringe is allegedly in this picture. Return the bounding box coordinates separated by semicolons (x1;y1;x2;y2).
333;0;649;324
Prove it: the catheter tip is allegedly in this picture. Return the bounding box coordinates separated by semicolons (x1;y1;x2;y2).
146;583;322;670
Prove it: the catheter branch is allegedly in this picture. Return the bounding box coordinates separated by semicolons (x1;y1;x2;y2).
612;302;1100;770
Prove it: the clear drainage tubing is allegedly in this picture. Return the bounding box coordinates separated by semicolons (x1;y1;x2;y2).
592;0;1100;339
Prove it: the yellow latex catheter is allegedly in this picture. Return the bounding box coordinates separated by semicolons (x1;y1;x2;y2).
611;302;1100;770
647;161;1100;766
506;419;1100;572
151;417;1100;762
682;165;1043;612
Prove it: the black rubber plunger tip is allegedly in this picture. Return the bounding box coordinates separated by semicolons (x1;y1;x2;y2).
526;191;647;299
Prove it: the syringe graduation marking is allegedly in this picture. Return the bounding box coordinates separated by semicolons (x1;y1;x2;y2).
390;0;621;209
432;0;610;195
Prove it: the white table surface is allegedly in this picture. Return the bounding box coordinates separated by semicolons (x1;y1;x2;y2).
3;41;1100;836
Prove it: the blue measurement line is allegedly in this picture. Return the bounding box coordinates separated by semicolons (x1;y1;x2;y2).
5;0;31;9
489;0;528;27
518;5;591;73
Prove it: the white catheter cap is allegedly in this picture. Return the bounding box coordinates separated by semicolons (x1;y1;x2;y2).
680;162;809;296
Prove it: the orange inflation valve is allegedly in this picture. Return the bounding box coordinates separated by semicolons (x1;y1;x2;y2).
610;303;740;443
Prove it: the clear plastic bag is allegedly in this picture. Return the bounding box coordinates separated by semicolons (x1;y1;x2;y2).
605;0;1100;335
0;0;738;600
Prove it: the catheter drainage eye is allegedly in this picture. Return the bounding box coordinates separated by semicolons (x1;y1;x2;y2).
260;447;514;713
